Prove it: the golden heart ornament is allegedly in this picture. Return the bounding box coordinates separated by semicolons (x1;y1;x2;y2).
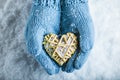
43;32;78;66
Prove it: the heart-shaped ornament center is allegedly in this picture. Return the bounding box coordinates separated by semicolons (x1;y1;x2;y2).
43;32;78;66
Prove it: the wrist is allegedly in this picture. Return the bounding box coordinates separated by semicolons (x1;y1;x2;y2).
62;0;88;5
33;0;60;7
32;0;60;11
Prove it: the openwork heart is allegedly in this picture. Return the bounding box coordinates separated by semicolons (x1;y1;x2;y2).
43;33;78;66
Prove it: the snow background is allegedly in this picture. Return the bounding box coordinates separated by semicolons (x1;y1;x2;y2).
0;0;120;80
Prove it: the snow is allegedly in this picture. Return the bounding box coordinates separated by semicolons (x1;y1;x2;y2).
0;0;120;80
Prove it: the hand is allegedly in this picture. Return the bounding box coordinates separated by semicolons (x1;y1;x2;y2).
60;0;94;72
25;0;61;75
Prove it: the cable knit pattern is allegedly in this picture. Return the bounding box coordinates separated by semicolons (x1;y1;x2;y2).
60;0;88;7
33;0;60;9
60;0;94;72
25;0;60;75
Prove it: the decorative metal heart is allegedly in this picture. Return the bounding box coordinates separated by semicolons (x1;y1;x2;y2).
43;32;78;66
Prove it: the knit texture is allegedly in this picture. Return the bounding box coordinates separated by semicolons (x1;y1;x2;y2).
25;0;94;74
25;0;61;75
60;0;94;72
33;0;60;9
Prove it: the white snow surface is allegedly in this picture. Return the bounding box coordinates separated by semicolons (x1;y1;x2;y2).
0;0;120;80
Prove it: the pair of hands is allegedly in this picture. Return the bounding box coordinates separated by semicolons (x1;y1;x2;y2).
25;0;94;75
